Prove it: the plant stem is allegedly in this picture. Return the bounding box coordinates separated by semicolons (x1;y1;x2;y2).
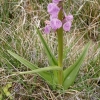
57;1;63;85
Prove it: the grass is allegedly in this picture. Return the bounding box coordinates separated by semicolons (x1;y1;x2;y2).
0;0;100;99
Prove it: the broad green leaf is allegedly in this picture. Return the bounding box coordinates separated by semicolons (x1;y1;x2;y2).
63;42;90;89
35;26;58;66
13;66;61;75
7;50;53;85
35;26;58;84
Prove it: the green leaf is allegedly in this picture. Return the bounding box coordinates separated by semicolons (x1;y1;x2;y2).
35;26;58;66
3;83;12;99
35;26;58;84
63;42;90;89
13;66;61;75
7;50;53;85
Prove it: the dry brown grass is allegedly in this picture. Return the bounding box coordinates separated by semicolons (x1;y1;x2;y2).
0;0;100;99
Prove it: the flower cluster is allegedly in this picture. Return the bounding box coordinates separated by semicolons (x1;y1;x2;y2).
44;0;73;34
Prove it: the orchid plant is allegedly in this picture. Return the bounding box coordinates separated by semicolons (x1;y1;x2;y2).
7;0;90;90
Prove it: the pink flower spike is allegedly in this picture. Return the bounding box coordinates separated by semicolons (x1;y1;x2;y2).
52;0;62;3
47;3;60;15
44;25;51;34
63;21;72;31
50;18;62;30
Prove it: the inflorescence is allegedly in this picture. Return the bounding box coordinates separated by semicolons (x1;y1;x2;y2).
44;0;73;34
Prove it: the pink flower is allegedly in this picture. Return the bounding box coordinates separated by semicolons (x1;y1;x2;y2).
63;21;72;31
63;14;73;23
50;14;58;19
44;18;62;34
44;25;51;34
65;14;73;21
50;18;62;30
44;1;73;34
47;3;60;16
62;14;73;31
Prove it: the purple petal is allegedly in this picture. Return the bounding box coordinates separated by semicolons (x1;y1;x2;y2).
47;3;60;16
65;14;73;21
63;21;72;31
44;25;51;34
50;14;58;19
50;18;62;30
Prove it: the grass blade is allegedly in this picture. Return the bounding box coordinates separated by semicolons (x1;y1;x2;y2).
13;66;61;75
7;50;53;85
35;26;58;66
63;42;90;89
35;26;58;84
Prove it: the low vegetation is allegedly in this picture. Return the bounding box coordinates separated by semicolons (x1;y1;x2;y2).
0;0;100;99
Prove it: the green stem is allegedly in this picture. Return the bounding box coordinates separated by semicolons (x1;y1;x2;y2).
57;28;63;85
57;1;63;85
